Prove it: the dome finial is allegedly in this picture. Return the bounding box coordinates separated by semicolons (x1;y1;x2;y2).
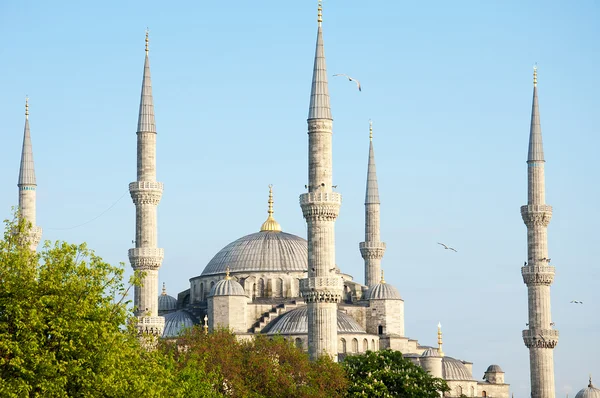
260;184;282;232
533;63;538;87
380;269;385;284
317;0;322;26
203;314;208;335
590;374;594;388
25;96;29;120
145;28;149;55
225;266;231;280
161;282;166;295
369;119;373;141
437;322;445;357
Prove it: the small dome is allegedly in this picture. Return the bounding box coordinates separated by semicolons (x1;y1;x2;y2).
421;348;441;357
264;306;366;335
442;357;473;381
162;310;196;338
486;364;504;373
364;282;402;300
576;378;600;398
209;278;246;297
158;283;177;312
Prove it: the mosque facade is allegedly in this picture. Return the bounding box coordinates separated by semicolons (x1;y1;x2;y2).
14;3;589;398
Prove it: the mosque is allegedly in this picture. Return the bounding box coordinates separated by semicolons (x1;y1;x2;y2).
12;2;595;398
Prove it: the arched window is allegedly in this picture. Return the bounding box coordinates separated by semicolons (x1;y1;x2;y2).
257;278;265;298
340;338;347;353
481;391;487;397
456;386;462;396
352;338;358;353
210;281;215;292
378;325;384;335
192;284;197;301
470;386;475;397
363;339;368;352
295;338;303;349
275;278;284;298
371;339;376;350
199;283;204;302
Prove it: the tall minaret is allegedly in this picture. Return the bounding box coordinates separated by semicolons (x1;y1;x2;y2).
359;121;386;287
18;98;42;251
521;66;558;398
299;0;343;361
128;31;165;335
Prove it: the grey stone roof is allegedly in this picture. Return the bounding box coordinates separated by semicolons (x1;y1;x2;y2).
364;282;402;300
201;231;307;276
528;79;544;162
162;310;196;338
137;53;156;133
264;306;366;335
421;348;441;357
209;278;246;297
307;25;332;120
485;364;504;373
365;140;380;204
18;117;36;186
158;293;177;312
576;381;600;398
442;357;473;381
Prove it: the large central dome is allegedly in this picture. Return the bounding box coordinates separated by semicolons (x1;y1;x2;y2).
201;231;308;276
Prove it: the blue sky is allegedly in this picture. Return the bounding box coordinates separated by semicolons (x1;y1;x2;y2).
1;0;598;395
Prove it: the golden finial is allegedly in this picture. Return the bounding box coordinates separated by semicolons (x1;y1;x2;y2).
380;269;385;284
533;64;538;87
369;119;373;141
437;322;445;357
25;96;29;119
260;184;282;232
203;314;209;335
317;0;323;25
161;282;166;295
145;28;149;54
225;266;231;280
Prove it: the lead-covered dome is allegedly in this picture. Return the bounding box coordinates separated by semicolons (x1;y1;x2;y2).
364;282;402;300
201;231;307;276
158;283;177;312
264;306;366;335
209;277;246;297
162;310;196;338
486;364;504;373
442;357;473;381
576;378;600;398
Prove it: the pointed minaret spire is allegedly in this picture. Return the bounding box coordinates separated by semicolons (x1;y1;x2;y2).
528;65;544;163
308;0;331;120
437;322;444;357
300;0;342;362
129;31;165;336
521;66;558;398
360;120;386;287
17;97;42;251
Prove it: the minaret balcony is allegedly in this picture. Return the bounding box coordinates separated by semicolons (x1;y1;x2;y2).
300;276;344;303
520;204;552;227
522;329;559;349
521;265;555;285
299;192;342;221
128;247;164;270
129;181;163;205
136;316;165;335
359;241;386;259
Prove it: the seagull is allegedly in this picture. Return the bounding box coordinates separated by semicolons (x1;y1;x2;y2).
437;242;457;252
524;261;527;266
570;300;583;304
333;74;361;91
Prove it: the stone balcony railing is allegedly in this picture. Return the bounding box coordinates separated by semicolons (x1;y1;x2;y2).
521;265;555;285
129;181;164;192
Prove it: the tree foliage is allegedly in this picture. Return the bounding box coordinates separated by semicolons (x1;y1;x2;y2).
0;217;178;397
343;349;450;398
163;327;348;398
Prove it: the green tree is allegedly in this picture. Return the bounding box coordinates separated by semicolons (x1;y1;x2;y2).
343;349;450;397
0;217;178;397
165;327;348;398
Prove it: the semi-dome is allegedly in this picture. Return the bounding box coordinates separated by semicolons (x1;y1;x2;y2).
158;283;177;312
201;187;308;276
162;310;196;338
264;306;366;335
576;378;600;398
486;364;504;373
442;357;473;381
209;273;246;297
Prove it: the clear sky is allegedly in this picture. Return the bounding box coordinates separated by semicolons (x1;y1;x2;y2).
1;0;598;395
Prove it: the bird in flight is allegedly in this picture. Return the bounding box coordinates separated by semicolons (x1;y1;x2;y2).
333;74;361;91
437;242;457;252
570;300;583;304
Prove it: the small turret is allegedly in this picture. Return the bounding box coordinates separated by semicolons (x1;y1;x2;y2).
208;267;248;333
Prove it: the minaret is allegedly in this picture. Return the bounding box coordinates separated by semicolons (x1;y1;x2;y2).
521;66;558;398
360;121;386;287
437;322;444;357
128;30;165;335
299;0;343;361
18;98;42;250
